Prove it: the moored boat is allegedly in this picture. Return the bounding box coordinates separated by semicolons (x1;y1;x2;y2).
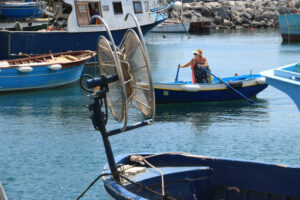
0;0;169;61
278;0;300;42
0;0;45;19
76;15;300;200
101;153;300;200
150;20;190;33
0;180;8;200
154;74;268;103
278;14;300;42
0;50;95;92
260;63;300;111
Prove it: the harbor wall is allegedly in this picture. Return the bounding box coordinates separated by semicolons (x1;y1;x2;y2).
169;0;298;29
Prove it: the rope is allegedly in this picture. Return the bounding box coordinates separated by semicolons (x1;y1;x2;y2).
77;153;188;200
76;173;112;200
286;0;300;14
143;159;165;196
30;0;41;23
118;175;177;200
129;153;187;197
284;14;291;43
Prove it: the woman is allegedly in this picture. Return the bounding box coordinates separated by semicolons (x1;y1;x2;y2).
179;49;212;84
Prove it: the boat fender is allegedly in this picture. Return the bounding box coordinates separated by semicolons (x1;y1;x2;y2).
228;81;243;89
0;61;10;68
256;77;266;85
182;84;202;92
18;66;33;73
49;64;62;71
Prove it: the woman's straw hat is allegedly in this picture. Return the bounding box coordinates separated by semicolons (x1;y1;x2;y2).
193;49;203;55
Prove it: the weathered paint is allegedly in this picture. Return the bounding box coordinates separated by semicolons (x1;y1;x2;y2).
102;153;300;200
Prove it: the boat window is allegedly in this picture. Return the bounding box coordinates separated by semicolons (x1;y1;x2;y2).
144;1;149;12
133;1;143;14
113;2;123;14
88;2;102;24
75;1;102;25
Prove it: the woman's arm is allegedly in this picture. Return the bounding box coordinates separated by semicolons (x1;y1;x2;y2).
179;59;193;68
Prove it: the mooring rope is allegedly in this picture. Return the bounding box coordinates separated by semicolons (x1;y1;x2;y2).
76;173;112;200
76;171;177;200
77;153;188;200
129;153;187;198
118;174;177;200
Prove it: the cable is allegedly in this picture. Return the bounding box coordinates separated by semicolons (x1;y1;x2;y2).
118;174;178;200
76;173;112;200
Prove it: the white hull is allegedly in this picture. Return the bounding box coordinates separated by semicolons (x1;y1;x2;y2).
261;63;300;111
0;180;8;200
151;22;190;33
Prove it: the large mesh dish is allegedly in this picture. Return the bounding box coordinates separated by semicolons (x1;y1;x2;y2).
97;36;126;122
121;30;155;118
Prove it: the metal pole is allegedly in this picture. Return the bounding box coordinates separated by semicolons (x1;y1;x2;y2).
92;97;120;181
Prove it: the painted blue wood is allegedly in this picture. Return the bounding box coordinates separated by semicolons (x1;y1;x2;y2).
278;14;300;42
0;64;84;91
154;75;268;103
0;2;43;18
102;153;300;200
0;21;161;60
261;63;300;111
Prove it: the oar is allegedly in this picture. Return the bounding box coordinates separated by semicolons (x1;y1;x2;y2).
200;67;256;104
175;64;180;82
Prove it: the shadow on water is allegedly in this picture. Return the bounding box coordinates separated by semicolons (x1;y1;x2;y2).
0;84;88;120
0;64;99;112
155;98;269;132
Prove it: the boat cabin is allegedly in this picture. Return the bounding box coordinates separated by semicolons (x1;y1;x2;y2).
0;0;167;60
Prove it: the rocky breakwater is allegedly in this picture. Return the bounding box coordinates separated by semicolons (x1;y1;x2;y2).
169;0;295;29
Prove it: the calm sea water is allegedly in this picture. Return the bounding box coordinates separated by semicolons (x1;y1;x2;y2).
1;29;300;200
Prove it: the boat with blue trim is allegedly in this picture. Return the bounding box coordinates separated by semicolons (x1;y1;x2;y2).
0;0;169;61
154;74;268;103
0;180;8;200
261;63;300;111
0;50;95;92
0;0;45;19
278;0;300;42
77;14;300;200
278;14;300;42
101;153;300;200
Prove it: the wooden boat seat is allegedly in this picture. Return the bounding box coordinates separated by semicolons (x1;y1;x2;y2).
46;55;78;64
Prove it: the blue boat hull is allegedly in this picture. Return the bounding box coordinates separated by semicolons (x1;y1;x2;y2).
154;75;268;104
0;2;43;19
0;64;84;92
0;22;160;60
102;153;300;200
278;14;300;42
266;77;300;110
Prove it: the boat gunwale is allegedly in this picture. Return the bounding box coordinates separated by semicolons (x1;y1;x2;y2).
0;50;96;69
261;63;300;86
102;153;300;199
153;75;266;92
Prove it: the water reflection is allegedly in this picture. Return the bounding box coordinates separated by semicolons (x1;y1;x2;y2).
155;99;269;133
